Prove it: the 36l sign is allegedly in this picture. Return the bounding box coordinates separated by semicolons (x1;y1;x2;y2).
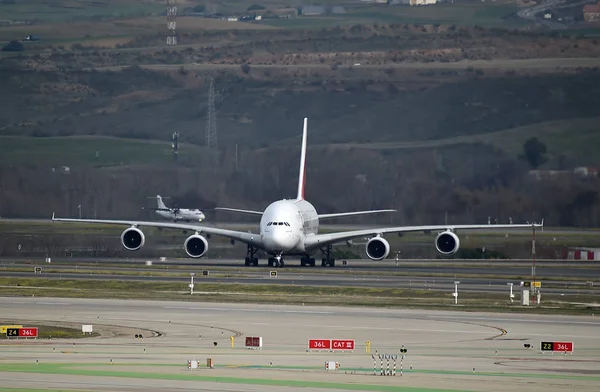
308;339;331;350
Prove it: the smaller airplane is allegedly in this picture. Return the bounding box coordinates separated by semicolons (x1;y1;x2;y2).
146;195;206;223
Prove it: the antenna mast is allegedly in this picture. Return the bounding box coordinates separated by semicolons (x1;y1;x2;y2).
166;0;177;46
206;77;218;170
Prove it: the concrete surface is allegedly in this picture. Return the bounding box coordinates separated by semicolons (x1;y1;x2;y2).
1;297;600;391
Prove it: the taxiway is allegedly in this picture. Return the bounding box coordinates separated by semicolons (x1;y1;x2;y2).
1;297;599;392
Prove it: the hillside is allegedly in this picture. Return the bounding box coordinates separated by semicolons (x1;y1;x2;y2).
2;2;600;229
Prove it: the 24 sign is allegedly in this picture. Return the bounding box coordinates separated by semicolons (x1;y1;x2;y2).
5;327;38;338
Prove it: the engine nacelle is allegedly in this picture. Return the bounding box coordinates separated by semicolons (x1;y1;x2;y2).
435;231;460;255
121;227;145;251
365;236;390;261
184;234;208;258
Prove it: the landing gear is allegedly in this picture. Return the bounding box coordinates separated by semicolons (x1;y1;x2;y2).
300;256;316;267
268;254;285;268
320;245;335;267
244;244;259;266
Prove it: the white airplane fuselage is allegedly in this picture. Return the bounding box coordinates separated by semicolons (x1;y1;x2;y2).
259;199;318;254
156;209;205;222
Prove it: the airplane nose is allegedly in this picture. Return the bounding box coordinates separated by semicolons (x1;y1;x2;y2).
263;230;295;251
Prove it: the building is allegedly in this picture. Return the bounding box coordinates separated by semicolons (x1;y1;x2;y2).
300;5;326;15
584;2;600;22
567;248;600;261
574;167;600;177
409;0;437;4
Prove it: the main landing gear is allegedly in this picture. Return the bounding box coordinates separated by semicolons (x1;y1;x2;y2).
320;245;335;267
300;256;316;267
244;244;259;266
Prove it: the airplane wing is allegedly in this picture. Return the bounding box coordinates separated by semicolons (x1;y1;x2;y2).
51;214;265;248
214;207;263;216
304;221;543;250
318;209;396;220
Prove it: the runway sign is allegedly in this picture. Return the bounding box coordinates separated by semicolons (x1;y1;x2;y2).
308;339;331;350
332;339;354;350
270;271;277;277
6;327;38;338
245;336;263;349
541;341;573;352
1;325;22;334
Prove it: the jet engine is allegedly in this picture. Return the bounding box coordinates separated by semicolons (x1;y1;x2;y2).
184;234;208;258
121;227;145;251
435;231;460;255
365;236;390;261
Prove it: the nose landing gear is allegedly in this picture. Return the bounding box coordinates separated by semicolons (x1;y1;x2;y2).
268;254;285;268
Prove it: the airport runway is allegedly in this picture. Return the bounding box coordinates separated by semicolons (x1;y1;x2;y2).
1;297;600;392
3;256;600;276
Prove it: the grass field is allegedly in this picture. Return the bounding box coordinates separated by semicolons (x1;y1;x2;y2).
317;116;600;165
0;321;99;339
0;277;596;314
0;135;205;167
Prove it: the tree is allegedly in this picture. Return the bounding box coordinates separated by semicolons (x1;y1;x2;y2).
247;4;265;11
520;137;547;169
2;40;24;52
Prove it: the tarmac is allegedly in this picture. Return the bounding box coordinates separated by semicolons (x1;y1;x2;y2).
1;297;600;392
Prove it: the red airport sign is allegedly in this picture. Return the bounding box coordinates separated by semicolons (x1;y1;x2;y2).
19;327;38;337
245;337;262;348
308;339;331;350
332;339;355;350
541;341;573;352
6;327;38;338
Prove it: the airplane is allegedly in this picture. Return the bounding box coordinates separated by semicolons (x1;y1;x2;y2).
52;118;543;268
145;195;206;222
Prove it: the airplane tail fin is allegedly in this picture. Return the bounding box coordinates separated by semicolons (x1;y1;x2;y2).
296;117;308;201
156;195;167;209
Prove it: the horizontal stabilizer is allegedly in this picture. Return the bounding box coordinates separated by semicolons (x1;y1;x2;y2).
318;209;396;220
214;207;263;216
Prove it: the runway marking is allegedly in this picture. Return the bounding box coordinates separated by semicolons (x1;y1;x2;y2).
430;316;600;326
230;322;492;334
34;302;71;305
163;306;333;314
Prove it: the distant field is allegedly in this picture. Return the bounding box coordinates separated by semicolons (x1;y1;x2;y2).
0;0;528;45
318;117;600;164
262;1;526;29
0;135;204;167
0;16;275;45
0;0;163;23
